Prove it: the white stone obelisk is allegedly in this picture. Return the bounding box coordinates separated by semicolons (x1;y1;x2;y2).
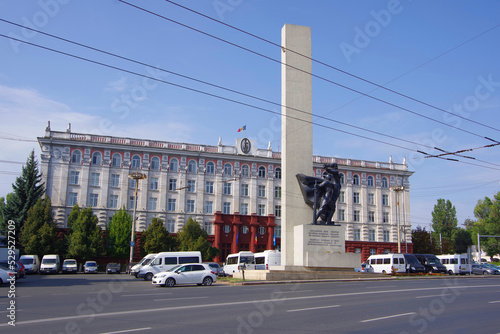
281;24;313;268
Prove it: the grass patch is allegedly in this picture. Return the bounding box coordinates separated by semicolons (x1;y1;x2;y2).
217;276;247;283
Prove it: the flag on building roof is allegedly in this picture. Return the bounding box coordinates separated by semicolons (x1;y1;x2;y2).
237;125;246;132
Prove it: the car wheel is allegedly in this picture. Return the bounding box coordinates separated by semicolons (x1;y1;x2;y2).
483;271;489;275
202;277;213;286
0;278;3;285
166;278;175;287
448;270;453;275
144;272;153;281
382;270;386;274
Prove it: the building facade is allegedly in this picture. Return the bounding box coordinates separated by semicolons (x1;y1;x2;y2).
38;125;413;262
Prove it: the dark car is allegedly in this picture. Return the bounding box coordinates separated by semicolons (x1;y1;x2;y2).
0;261;25;279
402;254;426;274
414;254;447;274
106;263;121;274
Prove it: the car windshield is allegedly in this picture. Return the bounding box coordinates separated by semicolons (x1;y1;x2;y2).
65;260;77;265
86;262;97;267
403;255;420;265
43;259;57;264
20;258;34;265
426;257;441;265
108;264;119;268
141;258;152;266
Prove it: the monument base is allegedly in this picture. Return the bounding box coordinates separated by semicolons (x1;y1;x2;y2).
293;224;361;269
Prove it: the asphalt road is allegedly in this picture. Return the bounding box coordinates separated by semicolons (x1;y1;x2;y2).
1;274;499;334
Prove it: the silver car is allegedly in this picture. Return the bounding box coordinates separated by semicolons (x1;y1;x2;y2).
472;263;500;275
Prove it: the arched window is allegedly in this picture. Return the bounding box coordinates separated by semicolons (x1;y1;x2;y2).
131;155;141;169
224;163;232;176
381;177;389;188
111;153;121;167
206;161;215;174
169;158;179;172
367;175;374;187
92;152;102;166
353;174;360;186
339;173;345;184
241;164;250;177
71;150;82;164
258;166;266;178
150;157;160;170
187;160;197;173
275;167;281;179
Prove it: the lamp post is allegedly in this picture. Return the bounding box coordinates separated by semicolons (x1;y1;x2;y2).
128;171;147;264
391;186;404;253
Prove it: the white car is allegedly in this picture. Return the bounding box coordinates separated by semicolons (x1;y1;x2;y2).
84;261;98;274
152;263;216;287
0;267;16;285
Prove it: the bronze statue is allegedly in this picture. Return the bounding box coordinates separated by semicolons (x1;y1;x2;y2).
296;163;341;225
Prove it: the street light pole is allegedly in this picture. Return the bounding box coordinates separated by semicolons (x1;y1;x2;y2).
391;185;404;253
128;172;147;265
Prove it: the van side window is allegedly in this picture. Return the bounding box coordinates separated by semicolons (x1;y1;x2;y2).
152;258;162;265
376;259;383;264
255;257;265;265
451;259;458;264
399;258;405;264
227;257;238;265
384;258;390;264
164;257;177;265
179;256;199;264
461;259;467;264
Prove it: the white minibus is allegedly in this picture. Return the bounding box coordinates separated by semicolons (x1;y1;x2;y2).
255;250;281;270
366;253;406;274
130;253;157;277
436;254;471;275
224;251;256;275
138;251;202;281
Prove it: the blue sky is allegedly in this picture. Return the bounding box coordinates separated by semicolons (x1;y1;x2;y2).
1;0;499;229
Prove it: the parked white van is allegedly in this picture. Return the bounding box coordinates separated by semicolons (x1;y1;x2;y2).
255;250;281;270
367;253;406;274
130;253;157;278
40;254;60;274
19;255;40;274
437;254;471;275
138;251;202;281
224;251;256;275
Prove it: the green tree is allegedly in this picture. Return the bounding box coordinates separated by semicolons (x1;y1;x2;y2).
106;207;132;259
453;228;473;254
1;150;45;236
176;217;219;261
411;226;438;254
431;199;458;253
472;192;500;260
66;205;105;261
141;217;177;254
20;197;61;258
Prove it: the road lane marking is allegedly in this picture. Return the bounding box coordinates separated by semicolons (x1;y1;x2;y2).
360;312;416;323
281;290;313;294
122;292;172;297
415;294;443;299
154;296;208;302
99;328;151;334
287;305;340;312
488;300;500;304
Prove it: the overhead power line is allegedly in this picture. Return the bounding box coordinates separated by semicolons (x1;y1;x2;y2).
118;0;499;143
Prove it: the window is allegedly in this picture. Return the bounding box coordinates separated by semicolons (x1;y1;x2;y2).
187;180;196;193
339;173;345;184
186;199;195;213
370;248;377;255
110;174;120;188
259;226;266;235
258;185;266;197
241;164;250;177
111;153;121;167
274;225;281;238
274;205;281;217
91;152;102;166
338;191;345;203
367;175;374;187
128;196;135;210
129;178;136;189
242;226;249;234
353;210;360;222
383;230;390;242
68;192;77;206
382;194;389;206
89;193;98;207
206;161;215;174
240;184;249;196
368;211;375;222
258;204;265;216
71;150;81;164
274;186;281;198
204;222;212;235
355;248;361;253
223;182;231;195
148;197;157;211
258;166;266;178
69;171;80;185
223;225;231;233
205;201;213;214
369;230;375;241
90;172;100;187
150;177;158;190
224;163;232;176
381;177;389;188
167;220;175;233
383;212;389;223
169;158;179;172
205;181;214;194
187;160;197;173
223;202;231;214
169;179;177;191
167;198;176;211
109;195;118;209
368;193;375;205
150;157;160;170
353;174;360;186
353;192;360;204
131;155;141;169
240;203;248;215
354;229;360;241
337;209;345;221
275;167;282;179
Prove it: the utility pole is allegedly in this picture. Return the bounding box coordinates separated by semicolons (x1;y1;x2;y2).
128;171;147;264
391;186;404;253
